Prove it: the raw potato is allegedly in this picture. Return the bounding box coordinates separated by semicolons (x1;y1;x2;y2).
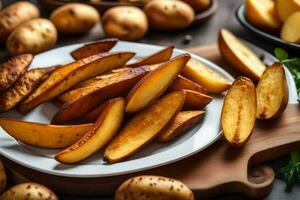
245;0;281;32
182;58;231;94
157;110;205;142
256;63;288;119
0;118;93;148
0;54;33;91
0;182;58;200
115;175;194;200
221;77;256;146
50;3;100;35
181;0;210;12
183;89;212;110
55;98;125;164
275;0;300;22
218;29;266;80
6;18;57;56
71;38;118;60
104;91;185;163
169;75;208;94
126;54;191;113
102;6;148;41
0;160;6;194
280;12;300;44
0;1;40;42
144;0;195;31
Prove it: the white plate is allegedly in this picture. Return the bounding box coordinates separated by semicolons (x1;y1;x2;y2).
0;41;297;178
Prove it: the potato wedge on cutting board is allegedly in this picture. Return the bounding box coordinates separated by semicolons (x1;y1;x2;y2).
221;77;256;146
183;90;212;110
70;38;118;60
0;118;93;148
19;52;134;113
169;75;207;94
104;91;185;163
55;98;125;164
280;12;300;44
256;63;288;119
126;54;191;113
275;0;300;22
218;29;266;80
157;110;205;142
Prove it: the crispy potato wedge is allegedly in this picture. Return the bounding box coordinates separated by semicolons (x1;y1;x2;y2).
169;75;207;94
0;118;93;148
104;91;185;163
182;58;231;93
221;77;256;146
183;89;212;110
0;67;56;112
52;65;155;124
280;12;300;44
126;54;191;113
126;46;174;68
218;29;266;80
19;52;134;113
256;63;288;119
157;110;205;142
80;102;107;123
55;98;125;164
70;38;118;60
275;0;300;22
0;54;33;91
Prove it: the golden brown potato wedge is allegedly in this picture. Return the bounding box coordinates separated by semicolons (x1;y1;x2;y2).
55;98;125;164
157;110;205;142
169;75;207;94
80;102;107;123
104;91;185;163
19;52;134;113
0;118;93;148
256;63;288;119
70;38;118;60
0;54;33;91
126;46;174;68
126;54;191;113
182;58;231;94
275;0;300;22
183;90;212;110
218;29;266;80
221;77;256;146
280;12;300;44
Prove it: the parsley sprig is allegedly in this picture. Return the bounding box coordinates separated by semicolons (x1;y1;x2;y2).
279;152;300;190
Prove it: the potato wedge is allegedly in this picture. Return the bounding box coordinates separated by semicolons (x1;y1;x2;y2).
0;118;93;148
19;52;134;113
183;90;212;110
0;67;56;112
256;63;288;119
0;54;33;91
55;98;125;164
275;0;300;22
80;102;107;123
126;46;174;68
182;58;231;94
169;75;207;94
280;12;300;44
104;91;185;163
157;110;205;142
126;54;191;113
52;65;155;124
70;38;118;60
221;77;256;146
218;29;266;80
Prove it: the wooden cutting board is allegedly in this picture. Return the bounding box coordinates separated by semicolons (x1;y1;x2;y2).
2;44;300;199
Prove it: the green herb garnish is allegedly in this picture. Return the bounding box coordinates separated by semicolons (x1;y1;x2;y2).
279;152;300;190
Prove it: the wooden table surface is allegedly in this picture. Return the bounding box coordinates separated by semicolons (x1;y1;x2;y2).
0;0;299;199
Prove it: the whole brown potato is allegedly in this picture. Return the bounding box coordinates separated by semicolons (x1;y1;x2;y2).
102;6;148;41
181;0;211;12
0;1;40;42
50;3;100;35
144;0;195;31
6;18;57;56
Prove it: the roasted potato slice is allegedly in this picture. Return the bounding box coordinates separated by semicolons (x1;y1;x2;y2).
0;118;93;148
183;90;212;110
256;63;288;119
280;12;300;44
157;110;205;142
126;46;174;68
80;102;107;123
221;77;256;146
218;29;266;80
0;54;33;91
169;75;207;94
126;54;191;113
19;52;134;113
70;38;118;60
55;98;125;164
104;91;185;163
275;0;300;22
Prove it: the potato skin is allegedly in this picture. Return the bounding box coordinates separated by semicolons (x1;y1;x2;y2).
144;0;195;31
0;1;40;42
181;0;210;12
50;3;100;35
103;6;148;41
6;18;57;56
0;160;7;195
